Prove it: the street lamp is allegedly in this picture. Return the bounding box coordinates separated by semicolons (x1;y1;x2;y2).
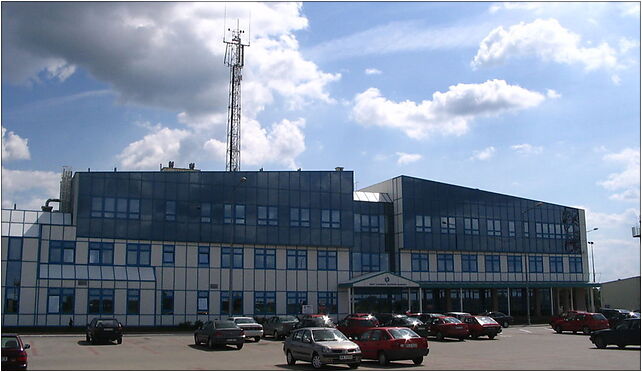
228;176;247;315
586;228;598;283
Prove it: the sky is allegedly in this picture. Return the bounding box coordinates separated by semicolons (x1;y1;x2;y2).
1;2;640;283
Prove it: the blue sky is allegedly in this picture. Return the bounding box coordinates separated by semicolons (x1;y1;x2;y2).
1;2;640;282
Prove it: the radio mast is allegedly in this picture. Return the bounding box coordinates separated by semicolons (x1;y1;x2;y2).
224;20;248;172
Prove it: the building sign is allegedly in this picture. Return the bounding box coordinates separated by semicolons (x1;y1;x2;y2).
352;272;419;288
302;304;314;314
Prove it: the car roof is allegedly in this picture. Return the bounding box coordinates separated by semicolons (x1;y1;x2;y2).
295;327;339;331
1;334;19;337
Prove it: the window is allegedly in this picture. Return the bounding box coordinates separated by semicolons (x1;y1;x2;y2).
437;254;454;272
536;223;543;238
461;254;478;272
88;288;113;314
487;219;501;236
290;208;310;227
287;249;307;270
91;197;103;217
509;221;516;237
197;291;209;314
5;239;22;313
255;248;276;269
7;237;22;261
507;256;522;273
317;292;337;314
286;291;307;314
411;253;429;272
104;197;115;218
198;246;210;266
464;218;479;235
317;250;337;271
485;255;501;273
5;287;19;314
321;209;340;228
415;215;432;233
127;289;140;315
224;204;245;224
352;252;384;272
523;222;529;238
49;240;75;264
440;217;455;234
200;203;211;223
163;245;175;265
258;206;278;226
165;201;176;221
359;215;382;233
550;256;564;273
88;242;114;265
569;257;583;273
48;288;74;314
116;198;127;218
128;199;140;219
221;291;243;315
91;197;139;219
127;244;151;266
254;291;276;315
221;247;243;268
161;290;174;315
528;256;544;273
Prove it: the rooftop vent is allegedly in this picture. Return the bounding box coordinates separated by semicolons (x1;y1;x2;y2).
335;167;344;172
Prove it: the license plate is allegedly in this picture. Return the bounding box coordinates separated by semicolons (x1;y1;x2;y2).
2;357;7;362
226;338;236;342
104;328;113;331
339;355;352;360
455;326;463;329
405;344;417;348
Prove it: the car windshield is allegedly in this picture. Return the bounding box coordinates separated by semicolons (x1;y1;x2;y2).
234;318;255;324
592;314;607;320
96;320;119;327
389;328;420;339
356;319;377;327
215;320;238;328
309;317;335;327
443;317;461;324
1;336;19;349
280;316;298;322
476;316;497;325
312;329;348;342
406;317;423;325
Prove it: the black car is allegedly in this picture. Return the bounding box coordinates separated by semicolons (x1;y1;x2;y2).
372;313;401;326
2;334;30;370
599;308;635;329
86;318;123;344
481;311;513;328
590;318;640;349
387;316;424;335
194;320;245;349
263;315;300;340
294;315;336;330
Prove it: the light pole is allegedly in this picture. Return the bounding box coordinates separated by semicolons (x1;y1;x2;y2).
228;176;247;315
586;228;598;312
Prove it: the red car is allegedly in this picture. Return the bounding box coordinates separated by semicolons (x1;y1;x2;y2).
425;316;469;341
354;327;429;366
337;315;379;339
552;311;609;334
549;310;579;328
2;334;30;370
462;315;502;339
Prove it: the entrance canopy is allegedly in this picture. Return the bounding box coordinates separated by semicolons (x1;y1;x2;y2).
339;271;419;288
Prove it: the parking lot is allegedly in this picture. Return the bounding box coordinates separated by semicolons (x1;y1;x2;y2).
20;326;640;370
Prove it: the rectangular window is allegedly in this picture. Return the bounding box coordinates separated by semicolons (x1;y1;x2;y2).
254;291;276;315
8;237;23;261
487;219;501;236
91;197;103;217
485;255;501;273
509;221;516;237
536;223;543;238
461;254;478;272
286;291;307;314
235;205;245;224
197;291;209;314
224;204;245;224
221;247;243;268
161;290;174;315
127;244;151;266
437;254;454;272
528;256;544;273
358;215;381;233
127;289;140;315
290;208;310;227
88;242;114;265
415;215;432;233
258;206;278;226
165;201;176;221
569;257;583;273
128;199;140;219
321;209;340;228
317;291;337;314
116;198;127;219
254;248;276;269
48;288;74;314
440;217;456;234
411;253;429;271
104;197;115;218
88;288;113;314
163;245;175;265
49;240;75;264
507;255;522;273
200;203;211;223
317;250;337;270
221;291;243;315
354;252;383;272
198;246;210;266
523;222;529;238
542;223;550;238
464;218;479;235
287;249;307;270
5;287;19;314
550;256;564;273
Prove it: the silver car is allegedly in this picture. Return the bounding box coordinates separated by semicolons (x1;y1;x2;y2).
283;327;361;369
229;317;264;342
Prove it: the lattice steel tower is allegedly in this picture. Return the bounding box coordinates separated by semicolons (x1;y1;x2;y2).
224;22;248;172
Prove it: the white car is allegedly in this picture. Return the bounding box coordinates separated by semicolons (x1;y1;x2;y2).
229;317;264;342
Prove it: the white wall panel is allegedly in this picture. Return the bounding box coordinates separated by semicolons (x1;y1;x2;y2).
151;244;162;266
175;268;186;289
243;270;254;291
141;290;155;315
276;270;286;291
276;249;286;270
185;291;196;314
115;289;126;314
114;243;126;265
276;291;286;314
338;251;349;271
20;288;36;314
244;292;253;315
197;268;209;290
50;226;64;241
23;238;39;261
63;226;76;240
266;271;276;291
232;270;243;291
297;271;307;291
186;244;197;267
176;244;187;266
21;262;37;287
254;270;265;291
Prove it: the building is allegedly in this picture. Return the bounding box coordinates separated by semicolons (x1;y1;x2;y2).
600;276;641;311
1;168;595;327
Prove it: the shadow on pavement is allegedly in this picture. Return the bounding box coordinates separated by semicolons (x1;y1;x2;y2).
187;344;244;352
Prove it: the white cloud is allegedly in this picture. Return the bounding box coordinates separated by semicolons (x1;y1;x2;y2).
351;79;546;139
1;168;60;210
396;152;422;165
619;38;640;54
365;68;382;75
2;127;31;161
620;2;641;17
511;143;543;155
489;2;545;14
470;146;496;161
546;89;561;99
117;127;191;170
472;19;619;73
597;148;640;202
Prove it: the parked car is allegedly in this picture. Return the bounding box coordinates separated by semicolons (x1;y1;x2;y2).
337;315;379;339
283;327;361;369
424;316;469;341
386;315;424;334
590;318;641;349
229;316;263;342
553;311;609;334
481;311;513;328
263;315;300;340
86;318;123;345
2;334;30;370
406;313;444;324
445;312;472;321
355;327;428;365
194;320;245;349
462;315;502;339
549;310;579;328
372;313;398;326
294;315;336;330
599;308;635;329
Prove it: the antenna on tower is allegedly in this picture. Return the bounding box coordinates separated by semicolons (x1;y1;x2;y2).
223;19;248;172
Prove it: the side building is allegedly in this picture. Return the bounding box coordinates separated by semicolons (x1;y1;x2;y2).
1;169;594;327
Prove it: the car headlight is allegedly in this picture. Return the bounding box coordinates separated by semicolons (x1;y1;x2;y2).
322;346;331;353
354;346;361;353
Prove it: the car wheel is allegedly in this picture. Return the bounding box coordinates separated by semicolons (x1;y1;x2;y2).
86;334;90;343
471;333;479;339
502;321;509;328
412;357;423;365
618;344;626;349
488;334;496;340
91;336;97;345
273;330;279;340
378;351;388;366
286;351;296;366
594;336;607;349
436;332;444;341
554;325;562;334
254;336;261;343
348;363;359;369
458;337;465;341
194;335;200;345
582;326;591;335
117;337;122;345
236;343;243;350
208;337;215;349
312;353;323;369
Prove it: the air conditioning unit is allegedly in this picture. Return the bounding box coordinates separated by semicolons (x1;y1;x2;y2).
632;225;640;238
